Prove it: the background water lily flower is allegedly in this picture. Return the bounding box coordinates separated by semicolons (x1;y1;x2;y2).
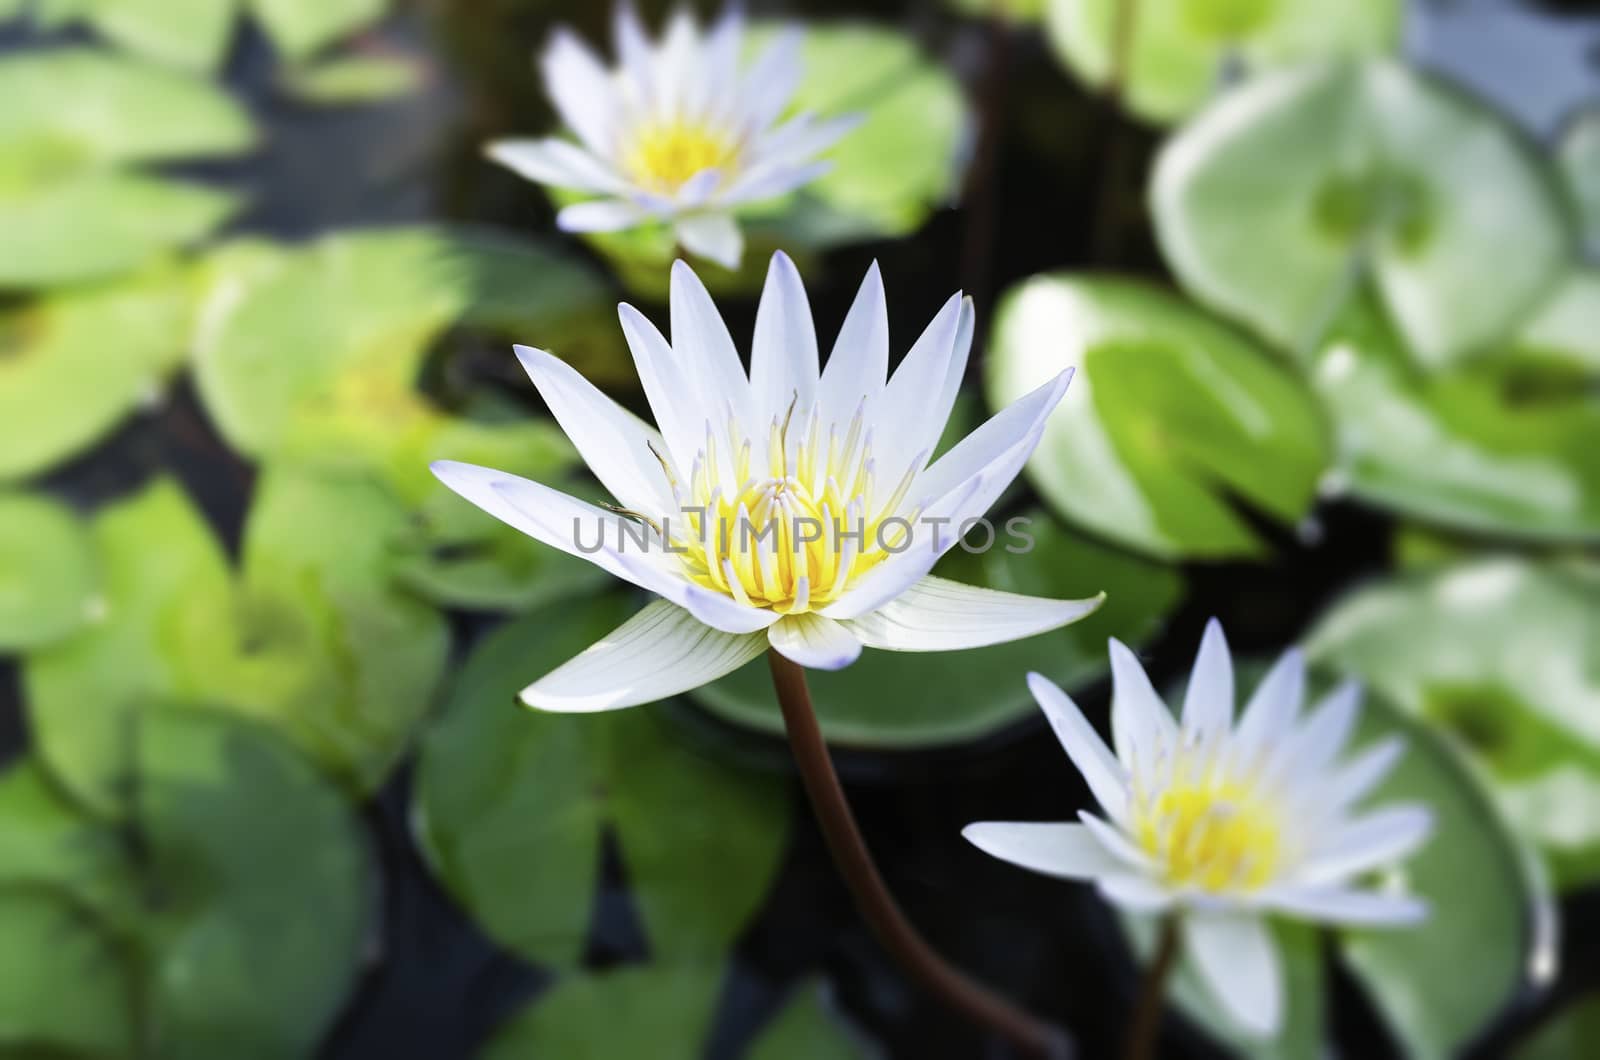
487;4;860;269
432;252;1102;712
964;620;1435;1036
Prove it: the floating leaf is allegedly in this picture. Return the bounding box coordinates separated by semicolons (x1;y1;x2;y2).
1152;61;1571;366
1558;108;1600;260
479;967;864;1060
281;52;423;104
1312;298;1600;543
1307;556;1600;889
0;269;191;482
0;887;136;1059
1045;0;1399;125
694;510;1180;747
0;492;99;651
415;595;788;968
251;0;386;62
986;274;1327;559
1513;270;1600;375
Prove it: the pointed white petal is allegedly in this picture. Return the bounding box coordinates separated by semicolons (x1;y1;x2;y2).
767;612;862;671
843;576;1103;652
1325;736;1407;812
1185;913;1284;1038
720;159;834;205
541;28;618;155
744;112;861;171
912;368;1073;506
739;28;801;132
557;199;651;232
674;168;723;208
1267;679;1363;783
1181;618;1234;744
817;261;888;425
652;9;700;118
486;138;626;193
513;345;673;514
669;258;750;421
1108;638;1178;771
1096;874;1174;912
962;822;1125;880
617;303;703;474
749;251;818;425
1232;648;1306;767
1261;885;1428;927
1301;805;1433;884
522;600;765;712
1078;811;1156;870
613;1;654;99
873;292;965;486
1028;672;1129;824
674;213;743;270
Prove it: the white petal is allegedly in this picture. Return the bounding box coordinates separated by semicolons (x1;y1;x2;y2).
512;345;673;513
962;821;1125;880
720;159;833;206
749;251;819;426
739;28;801;133
1028;672;1129;824
1261;885;1428;927
522;600;765;712
486;138;626;193
557;199;651;232
767;612;861;670
669;259;751;423
843;575;1103;652
1096;874;1174;912
1325;736;1407;812
1181;618;1234;744
912;368;1073;506
1185;913;1283;1038
674;213;743;270
872;292;966;487
1301;805;1434;884
744;112;860;171
1078;812;1156;871
674;168;724;208
1268;679;1363;784
541;28;618;155
617;303;704;475
816;261;888;426
612;2;654;100
701;5;743;105
1108;638;1178;770
1232;647;1306;767
652;10;701;118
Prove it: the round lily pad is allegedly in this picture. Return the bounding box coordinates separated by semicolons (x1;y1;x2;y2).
0;269;192;482
0;492;99;651
1151;60;1571;366
0;887;136;1059
414;595;789;968
985;274;1328;559
1045;0;1399;125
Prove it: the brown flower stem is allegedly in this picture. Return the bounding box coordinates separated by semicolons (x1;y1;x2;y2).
1122;914;1181;1060
766;650;1072;1059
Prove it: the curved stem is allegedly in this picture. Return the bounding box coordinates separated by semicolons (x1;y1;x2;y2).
766;651;1071;1059
1122;914;1181;1060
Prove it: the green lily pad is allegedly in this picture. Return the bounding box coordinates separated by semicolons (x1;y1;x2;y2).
0;270;192;482
0;48;253;287
0;711;374;1060
1513;270;1600;375
25;475;446;811
414;595;789;968
479;967;864;1060
1515;992;1600;1060
1045;0;1399;125
281;52;423;104
1558;109;1600;259
1312;297;1600;544
986;274;1328;559
1306;556;1600;889
0;492;99;651
1151;61;1571;366
693;510;1180;747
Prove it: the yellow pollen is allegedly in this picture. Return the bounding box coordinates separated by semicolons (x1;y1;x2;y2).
622;118;740;193
1132;769;1283;894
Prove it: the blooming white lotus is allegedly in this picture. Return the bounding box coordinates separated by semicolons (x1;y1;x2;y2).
432;253;1102;711
964;621;1433;1035
488;4;857;270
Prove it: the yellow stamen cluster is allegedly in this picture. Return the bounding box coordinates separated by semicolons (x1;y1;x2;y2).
621;118;741;194
662;403;922;614
1132;763;1283;893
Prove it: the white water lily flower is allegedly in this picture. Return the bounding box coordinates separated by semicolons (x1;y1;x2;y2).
964;620;1433;1036
488;3;858;269
432;253;1102;711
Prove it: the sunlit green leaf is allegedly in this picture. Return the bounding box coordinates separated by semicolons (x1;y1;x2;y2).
0;887;136;1059
415;595;788;967
695;510;1179;746
0;493;99;651
1513;270;1600;375
251;0;386;62
81;0;238;73
281;52;423;104
1312;298;1600;543
1152;61;1571;366
1307;556;1600;889
986;274;1327;558
947;0;1044;23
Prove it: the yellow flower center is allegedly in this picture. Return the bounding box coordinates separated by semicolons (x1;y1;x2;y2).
662;404;921;614
1133;768;1283;893
622;118;741;194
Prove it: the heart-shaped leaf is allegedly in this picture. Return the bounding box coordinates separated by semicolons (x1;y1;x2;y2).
986;274;1328;559
0;492;99;651
414;594;789;968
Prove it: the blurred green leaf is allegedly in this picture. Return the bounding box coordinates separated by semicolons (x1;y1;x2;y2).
478;967;864;1060
1312;298;1600;543
695;510;1179;747
0;493;99;651
1307;556;1600;889
1558;108;1600;259
0;887;136;1059
1151;61;1571;366
1045;0;1398;125
986;274;1327;559
415;595;788;968
252;0;385;62
281;52;423;104
1513;270;1600;375
947;0;1045;22
1515;992;1600;1060
0;48;253;287
0;269;191;482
